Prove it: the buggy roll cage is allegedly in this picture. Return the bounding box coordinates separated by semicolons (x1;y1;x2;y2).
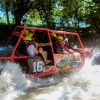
0;26;85;62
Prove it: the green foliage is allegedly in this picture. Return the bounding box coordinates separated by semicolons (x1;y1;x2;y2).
0;0;99;33
26;9;42;25
79;0;100;32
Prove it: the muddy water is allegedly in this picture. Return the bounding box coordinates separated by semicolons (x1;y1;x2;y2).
0;47;100;100
15;58;100;100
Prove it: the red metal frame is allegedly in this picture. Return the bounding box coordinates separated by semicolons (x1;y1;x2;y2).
0;26;87;77
26;65;84;78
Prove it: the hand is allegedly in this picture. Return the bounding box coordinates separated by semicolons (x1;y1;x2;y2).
65;38;68;41
73;45;78;49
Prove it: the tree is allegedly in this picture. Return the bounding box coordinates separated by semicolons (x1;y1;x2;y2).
33;0;56;28
2;0;32;26
78;0;100;33
1;0;100;33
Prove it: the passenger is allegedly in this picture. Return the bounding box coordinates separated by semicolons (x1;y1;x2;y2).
27;39;51;64
64;38;82;61
57;36;81;61
36;41;52;64
56;36;69;54
64;37;75;53
50;32;58;53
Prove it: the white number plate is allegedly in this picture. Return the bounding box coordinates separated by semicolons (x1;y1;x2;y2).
32;61;45;73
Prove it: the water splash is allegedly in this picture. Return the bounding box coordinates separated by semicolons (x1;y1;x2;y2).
15;53;100;100
1;49;100;100
0;61;31;100
0;61;63;100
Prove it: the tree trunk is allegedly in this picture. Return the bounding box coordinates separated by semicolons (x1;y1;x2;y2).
5;4;12;31
14;14;23;27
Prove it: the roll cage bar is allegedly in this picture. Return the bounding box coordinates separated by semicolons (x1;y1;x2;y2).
0;26;85;62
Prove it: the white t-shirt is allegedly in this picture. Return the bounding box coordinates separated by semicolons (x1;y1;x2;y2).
27;44;35;57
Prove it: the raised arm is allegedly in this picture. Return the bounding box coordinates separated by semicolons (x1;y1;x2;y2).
38;42;51;46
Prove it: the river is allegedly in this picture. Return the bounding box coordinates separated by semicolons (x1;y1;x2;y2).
0;48;100;100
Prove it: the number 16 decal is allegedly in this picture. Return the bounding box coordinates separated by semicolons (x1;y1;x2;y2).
32;61;44;73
